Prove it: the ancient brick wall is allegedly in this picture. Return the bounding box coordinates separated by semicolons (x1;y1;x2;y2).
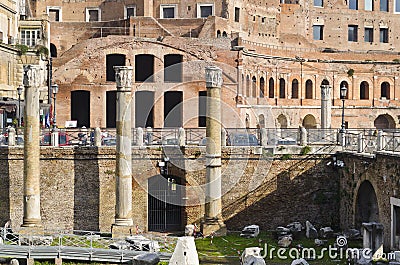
338;152;400;249
0;146;339;235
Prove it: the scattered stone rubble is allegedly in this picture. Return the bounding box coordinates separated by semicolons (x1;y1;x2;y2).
109;235;160;252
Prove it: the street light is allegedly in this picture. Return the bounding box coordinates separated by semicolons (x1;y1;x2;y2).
17;85;23;127
52;84;59;129
340;85;348;133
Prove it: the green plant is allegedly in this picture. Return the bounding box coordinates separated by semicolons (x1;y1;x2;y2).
281;154;292;160
300;145;311;155
15;44;29;55
36;45;49;56
393;58;400;63
347;68;354;77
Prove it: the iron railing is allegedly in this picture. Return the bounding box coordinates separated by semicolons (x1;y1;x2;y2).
0;228;173;262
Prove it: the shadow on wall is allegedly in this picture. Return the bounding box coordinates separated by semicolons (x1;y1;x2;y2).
223;156;340;231
73;147;100;231
0;148;10;224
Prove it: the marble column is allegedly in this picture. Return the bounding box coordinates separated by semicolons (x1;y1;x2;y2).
202;66;226;236
112;66;134;236
22;65;42;227
320;84;332;129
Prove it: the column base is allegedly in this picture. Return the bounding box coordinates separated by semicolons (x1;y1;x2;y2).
18;226;44;237
201;218;227;236
111;224;135;238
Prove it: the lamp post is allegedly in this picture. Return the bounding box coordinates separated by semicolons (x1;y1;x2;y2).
52;84;59;129
340;85;347;133
17;85;23;127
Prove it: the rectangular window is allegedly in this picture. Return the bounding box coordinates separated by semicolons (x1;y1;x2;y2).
198;91;207;127
348;25;358;42
380;0;389;11
47;6;62;22
364;27;373;42
314;0;323;7
86;8;100;22
125;5;136;19
380;28;389;43
197;4;214;18
161;5;177;18
395;0;400;12
365;0;373;10
349;0;358;9
234;7;240;22
20;28;41;46
313;25;324;40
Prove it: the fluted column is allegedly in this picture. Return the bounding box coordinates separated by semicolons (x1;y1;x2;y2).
113;66;133;228
22;65;42;227
202;66;226;236
321;84;332;129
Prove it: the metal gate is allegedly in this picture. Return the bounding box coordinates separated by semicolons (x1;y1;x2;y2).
148;175;183;232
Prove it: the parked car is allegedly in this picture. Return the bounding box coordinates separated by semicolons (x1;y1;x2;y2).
40;132;70;146
227;133;259;146
102;137;117;146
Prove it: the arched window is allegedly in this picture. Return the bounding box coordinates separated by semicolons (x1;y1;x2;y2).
259;77;265;98
381;82;390;99
360;81;369;100
291;79;299;99
217;30;221;38
302;114;317;129
252;76;257;97
305;79;313;99
268;78;274;98
279;78;285;98
222;31;228;37
340;81;349;99
50;43;57;58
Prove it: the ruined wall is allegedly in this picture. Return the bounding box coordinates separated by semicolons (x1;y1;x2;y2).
0;146;339;234
338;152;400;249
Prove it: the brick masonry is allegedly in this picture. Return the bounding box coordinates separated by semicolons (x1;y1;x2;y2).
0;146;339;234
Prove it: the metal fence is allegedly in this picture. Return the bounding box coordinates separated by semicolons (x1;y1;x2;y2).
0;228;174;262
1;128;400;153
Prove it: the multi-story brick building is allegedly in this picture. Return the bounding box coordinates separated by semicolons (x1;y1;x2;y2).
27;0;400;129
0;0;50;128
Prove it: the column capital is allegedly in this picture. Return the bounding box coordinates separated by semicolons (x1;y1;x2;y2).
114;66;133;89
23;65;42;88
320;84;332;100
206;66;223;88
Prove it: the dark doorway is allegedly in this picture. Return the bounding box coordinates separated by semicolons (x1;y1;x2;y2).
50;43;57;58
164;54;183;82
355;180;379;229
164;91;183;127
198;91;207;127
374;114;396;129
106;91;117;128
71;90;90;127
135;91;154;128
135;54;154;82
148;175;183;232
106;54;125;81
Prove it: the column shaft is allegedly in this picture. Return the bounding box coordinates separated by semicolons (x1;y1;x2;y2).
114;66;133;227
321;85;332;129
22;65;42;227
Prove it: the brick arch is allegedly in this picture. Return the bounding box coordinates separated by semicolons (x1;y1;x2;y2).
353;178;381;229
104;48;129;56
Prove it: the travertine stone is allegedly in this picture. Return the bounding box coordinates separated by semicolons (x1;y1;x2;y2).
113;66;133;229
22;65;42;228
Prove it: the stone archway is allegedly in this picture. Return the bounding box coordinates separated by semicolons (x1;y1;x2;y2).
277;114;288;128
302;114;317;129
355;180;379;229
374;114;396;129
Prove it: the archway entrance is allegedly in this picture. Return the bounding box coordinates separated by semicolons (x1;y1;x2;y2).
302;114;317;129
148;175;183;232
374;114;396;129
355;180;379;229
